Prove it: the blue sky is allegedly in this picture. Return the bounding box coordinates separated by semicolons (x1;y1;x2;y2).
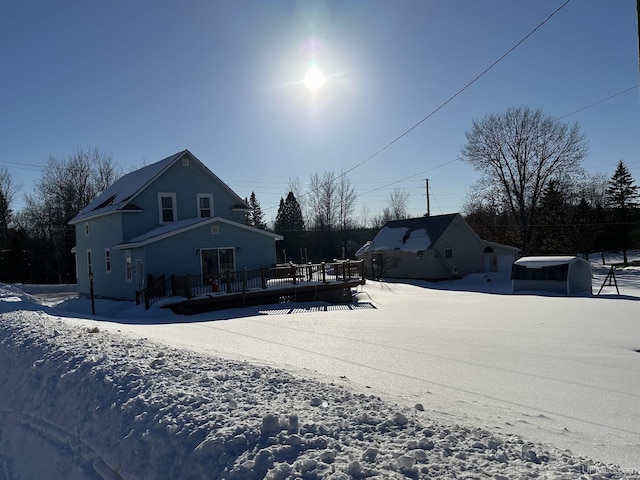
1;1;639;224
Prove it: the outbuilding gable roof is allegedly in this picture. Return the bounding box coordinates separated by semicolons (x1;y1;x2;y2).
69;150;248;224
370;213;459;252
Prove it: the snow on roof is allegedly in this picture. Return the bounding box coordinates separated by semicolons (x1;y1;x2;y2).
70;151;184;224
354;242;370;257
370;227;431;253
116;216;283;249
120;217;211;247
514;256;582;268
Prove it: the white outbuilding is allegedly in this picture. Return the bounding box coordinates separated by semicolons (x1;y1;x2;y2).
511;256;592;295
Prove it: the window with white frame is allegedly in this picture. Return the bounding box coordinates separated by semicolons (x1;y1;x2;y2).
105;248;112;273
158;193;177;223
125;250;132;282
197;193;213;218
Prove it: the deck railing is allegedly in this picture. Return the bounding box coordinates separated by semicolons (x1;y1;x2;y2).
136;259;365;310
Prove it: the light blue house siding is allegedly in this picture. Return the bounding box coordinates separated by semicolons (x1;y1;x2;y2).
70;150;282;302
124;221;278;277
120;158;246;240
75;213;131;300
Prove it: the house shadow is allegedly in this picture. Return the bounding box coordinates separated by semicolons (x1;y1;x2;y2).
51;295;377;326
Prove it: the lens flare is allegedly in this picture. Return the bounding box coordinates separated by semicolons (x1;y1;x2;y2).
303;66;326;91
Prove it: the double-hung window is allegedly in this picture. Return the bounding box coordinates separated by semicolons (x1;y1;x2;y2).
197;193;213;218
158;193;177;223
86;250;93;276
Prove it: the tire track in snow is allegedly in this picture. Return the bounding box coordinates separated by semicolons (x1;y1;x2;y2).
187;321;640;437
235;316;640;398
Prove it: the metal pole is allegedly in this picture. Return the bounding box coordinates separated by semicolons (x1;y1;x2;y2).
89;271;95;315
425;178;430;217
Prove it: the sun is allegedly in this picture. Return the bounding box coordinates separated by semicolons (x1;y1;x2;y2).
303;66;326;91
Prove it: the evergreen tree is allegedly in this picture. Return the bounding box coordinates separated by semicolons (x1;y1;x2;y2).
274;192;304;232
245;191;267;229
605;160;639;265
534;180;574;254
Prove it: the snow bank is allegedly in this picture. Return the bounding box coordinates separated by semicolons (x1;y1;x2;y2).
0;285;635;479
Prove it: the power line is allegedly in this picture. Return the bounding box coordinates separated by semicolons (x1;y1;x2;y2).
560;84;640;119
339;0;572;179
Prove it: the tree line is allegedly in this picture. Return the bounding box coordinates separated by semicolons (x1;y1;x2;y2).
461;107;639;264
1;106;638;284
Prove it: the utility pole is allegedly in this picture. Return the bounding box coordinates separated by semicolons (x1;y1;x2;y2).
425;178;430;217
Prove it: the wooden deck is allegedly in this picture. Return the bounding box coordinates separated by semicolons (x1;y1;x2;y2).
136;260;366;315
169;278;364;315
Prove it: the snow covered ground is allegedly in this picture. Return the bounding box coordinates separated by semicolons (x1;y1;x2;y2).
1;254;639;479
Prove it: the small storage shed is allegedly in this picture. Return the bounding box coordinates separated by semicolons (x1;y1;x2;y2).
511;256;592;295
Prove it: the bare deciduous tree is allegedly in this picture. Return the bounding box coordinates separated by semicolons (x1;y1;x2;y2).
0;167;19;237
461;106;588;253
336;172;357;232
385;188;410;220
22;149;120;282
308;171;337;230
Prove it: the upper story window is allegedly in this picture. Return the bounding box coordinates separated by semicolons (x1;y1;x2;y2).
158;193;177;223
197;193;213;218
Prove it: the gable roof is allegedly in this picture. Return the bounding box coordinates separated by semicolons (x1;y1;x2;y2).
370;213;459;252
69;150;248;224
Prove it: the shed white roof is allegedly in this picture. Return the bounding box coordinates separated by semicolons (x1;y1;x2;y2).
514;256;582;268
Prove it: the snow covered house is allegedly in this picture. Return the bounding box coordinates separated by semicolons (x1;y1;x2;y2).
69;150;282;301
355;213;519;280
511;256;592;295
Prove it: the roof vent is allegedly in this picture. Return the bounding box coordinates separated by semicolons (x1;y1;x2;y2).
182;157;190;167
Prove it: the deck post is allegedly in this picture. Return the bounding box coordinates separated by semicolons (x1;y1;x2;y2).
261;268;267;289
243;268;247;293
343;260;349;282
226;270;232;293
170;275;176;297
186;274;192;299
291;265;297;285
322;262;326;283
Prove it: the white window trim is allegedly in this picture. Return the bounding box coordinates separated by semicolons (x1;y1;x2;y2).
197;193;214;218
125;250;133;283
105;248;112;274
158;192;177;224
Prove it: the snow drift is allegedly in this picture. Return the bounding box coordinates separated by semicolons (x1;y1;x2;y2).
1;257;639;479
